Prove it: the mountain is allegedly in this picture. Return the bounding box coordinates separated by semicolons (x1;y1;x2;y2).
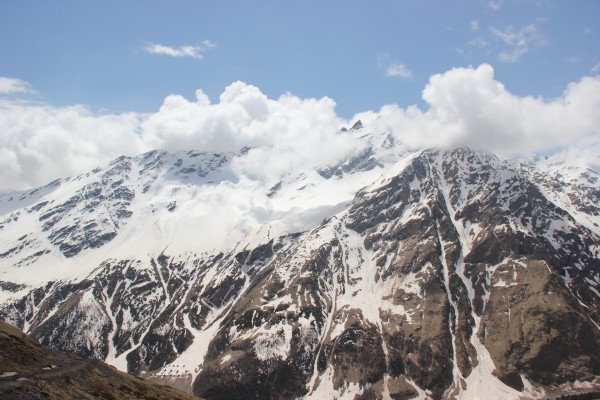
0;319;198;399
0;127;599;399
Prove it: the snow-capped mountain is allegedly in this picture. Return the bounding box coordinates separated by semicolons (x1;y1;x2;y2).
0;123;599;399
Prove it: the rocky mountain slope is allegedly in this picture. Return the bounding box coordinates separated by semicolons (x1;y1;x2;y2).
0;319;198;399
0;123;599;399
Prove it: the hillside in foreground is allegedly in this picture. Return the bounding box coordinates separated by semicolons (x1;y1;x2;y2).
0;319;199;400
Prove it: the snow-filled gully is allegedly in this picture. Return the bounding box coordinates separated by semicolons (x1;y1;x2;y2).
433;156;537;400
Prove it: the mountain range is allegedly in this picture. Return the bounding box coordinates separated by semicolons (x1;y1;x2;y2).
0;121;599;399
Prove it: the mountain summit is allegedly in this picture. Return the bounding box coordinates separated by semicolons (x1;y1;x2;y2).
1;141;599;399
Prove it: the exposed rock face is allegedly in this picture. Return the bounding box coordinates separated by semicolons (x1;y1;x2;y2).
1;147;599;399
351;120;363;130
188;148;600;399
318;146;383;179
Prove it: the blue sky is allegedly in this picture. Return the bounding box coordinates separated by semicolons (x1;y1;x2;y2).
0;1;599;190
1;0;599;118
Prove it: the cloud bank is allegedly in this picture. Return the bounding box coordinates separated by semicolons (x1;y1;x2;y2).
1;63;599;190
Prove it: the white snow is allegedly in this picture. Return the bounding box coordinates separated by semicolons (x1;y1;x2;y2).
404;378;432;400
573;380;594;389
434;153;543;400
366;150;421;194
219;354;232;365
154;312;226;382
459;319;528;400
253;321;293;361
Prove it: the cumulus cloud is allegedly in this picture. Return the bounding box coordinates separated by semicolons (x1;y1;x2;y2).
0;77;34;95
0;81;359;190
141;81;358;182
386;64;600;157
351;64;600;171
143;40;216;59
0;99;141;189
0;100;144;190
490;23;546;63
1;64;599;191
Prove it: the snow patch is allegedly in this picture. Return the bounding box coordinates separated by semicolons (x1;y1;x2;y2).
254;321;293;361
220;354;232;365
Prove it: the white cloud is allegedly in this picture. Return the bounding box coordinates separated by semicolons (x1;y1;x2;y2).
143;40;216;60
0;81;360;190
378;55;413;78
1;64;599;191
419;64;600;154
142;81;359;183
543;137;600;173
385;64;413;78
490;23;546;62
0;77;34;95
201;39;217;49
352;64;600;167
470;20;480;32
488;0;504;10
592;63;600;73
0;100;144;190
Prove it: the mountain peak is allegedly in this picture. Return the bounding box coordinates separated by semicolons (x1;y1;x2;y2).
350;119;363;130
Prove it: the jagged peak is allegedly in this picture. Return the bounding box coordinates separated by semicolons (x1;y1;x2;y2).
350;119;363;130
